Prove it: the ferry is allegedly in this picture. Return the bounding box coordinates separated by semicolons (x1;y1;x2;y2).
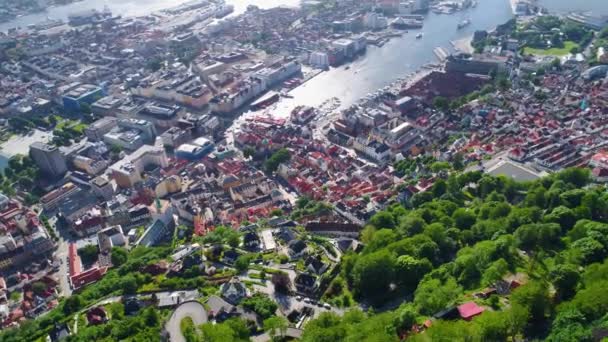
416;33;423;39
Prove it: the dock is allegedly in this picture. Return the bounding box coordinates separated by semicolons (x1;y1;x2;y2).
433;47;450;62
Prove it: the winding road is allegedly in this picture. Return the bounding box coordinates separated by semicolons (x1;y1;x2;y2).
165;301;208;342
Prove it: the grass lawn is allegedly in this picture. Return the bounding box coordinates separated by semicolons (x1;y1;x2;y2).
73;123;87;134
523;41;579;56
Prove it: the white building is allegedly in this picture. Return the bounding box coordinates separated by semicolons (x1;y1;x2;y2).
309;52;329;68
97;225;127;253
72;155;108;175
353;137;391;163
109;145;169;188
364;12;390;29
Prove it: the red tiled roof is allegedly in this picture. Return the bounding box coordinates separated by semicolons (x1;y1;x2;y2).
68;243;82;276
70;267;108;289
458;302;485;320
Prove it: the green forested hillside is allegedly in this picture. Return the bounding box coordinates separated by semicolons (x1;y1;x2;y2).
302;168;608;342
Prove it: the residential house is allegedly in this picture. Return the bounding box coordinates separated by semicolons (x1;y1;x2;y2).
287;239;307;259
294;273;317;294
305;255;328;275
243;231;261;250
457;302;485;321
86;306;108;325
223;249;241;265
219;277;248;304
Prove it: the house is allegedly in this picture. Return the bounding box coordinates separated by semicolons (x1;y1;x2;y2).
223;249;241;265
336;238;364;253
305;255;328;275
124;297;143;315
294;273;317;294
206;295;259;324
48;322;70;341
182;252;203;270
86;306;108;325
275;226;296;242
0;277;6;294
219;277;248;304
142;260;169;275
267;217;295;227
243;231;261;250
304;221;362;237
287;239;307;259
70;266;108;290
156;290;199;308
474;287;497;299
457;302;485;321
433;306;459;320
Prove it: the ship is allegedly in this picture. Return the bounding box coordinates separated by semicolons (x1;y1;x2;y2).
457;19;471;29
290;106;316;124
391;17;424;29
416;33;423;39
250;91;280;111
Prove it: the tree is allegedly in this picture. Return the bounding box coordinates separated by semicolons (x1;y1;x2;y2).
242;293;278;319
514;223;561;251
234;255;251;273
369;211;395;229
510;281;551;323
433;96;450;111
63;295;83;314
452;208;476;230
31;281;47;295
555;168;590;188
79;245;99;265
271;272;292;294
111;247;128;267
200;320;249;342
301;312;346;342
263;316;288;340
571;237;606;265
352;250;395;302
389;304;417;334
121;275;138;295
181;317;197;342
397;215;426;237
551;264;580;301
547;308;592;342
544;206;577;231
146;58;163;72
430;161;451;173
431;179;447;197
264;148;290;173
414;277;462;315
394;255;432;290
243;147;255;159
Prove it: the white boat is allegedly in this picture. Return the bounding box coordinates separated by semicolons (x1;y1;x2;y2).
457;19;471;29
416;33;423;39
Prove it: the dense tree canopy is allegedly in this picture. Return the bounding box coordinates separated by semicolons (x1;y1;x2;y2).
306;167;608;341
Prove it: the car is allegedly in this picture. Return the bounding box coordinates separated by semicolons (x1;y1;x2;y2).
295;296;302;301
303;298;311;304
323;303;331;310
